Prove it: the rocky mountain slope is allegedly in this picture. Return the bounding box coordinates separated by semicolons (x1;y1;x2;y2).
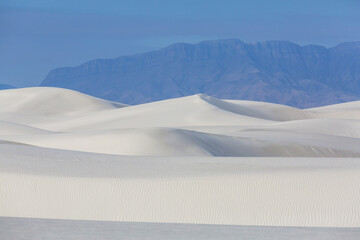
41;39;360;108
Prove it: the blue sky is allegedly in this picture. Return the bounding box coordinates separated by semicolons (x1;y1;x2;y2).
1;0;360;87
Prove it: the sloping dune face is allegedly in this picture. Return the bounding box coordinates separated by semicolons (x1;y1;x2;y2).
1;87;360;227
0;87;127;116
0;88;359;157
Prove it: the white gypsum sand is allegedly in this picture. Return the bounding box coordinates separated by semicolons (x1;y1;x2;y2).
2;217;360;240
0;87;360;227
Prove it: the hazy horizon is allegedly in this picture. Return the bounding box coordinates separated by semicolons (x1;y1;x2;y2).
1;0;360;87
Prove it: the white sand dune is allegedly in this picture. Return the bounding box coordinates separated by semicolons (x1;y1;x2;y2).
308;100;360;120
1;143;360;227
225;99;313;121
0;121;54;136
3;217;360;240
0;87;127;116
3;127;360;157
3;127;273;156
1;87;360;227
239;118;360;138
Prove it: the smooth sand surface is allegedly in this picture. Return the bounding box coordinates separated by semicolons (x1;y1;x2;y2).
2;217;359;240
1;88;360;157
1;87;360;229
1;143;360;227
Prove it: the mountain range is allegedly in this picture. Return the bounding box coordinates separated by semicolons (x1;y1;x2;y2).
40;39;360;108
0;83;15;90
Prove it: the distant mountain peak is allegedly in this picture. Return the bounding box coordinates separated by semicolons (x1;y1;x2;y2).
0;83;15;90
41;39;360;108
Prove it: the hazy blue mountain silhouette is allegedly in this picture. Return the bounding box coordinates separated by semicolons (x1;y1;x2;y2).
0;84;15;90
41;39;360;108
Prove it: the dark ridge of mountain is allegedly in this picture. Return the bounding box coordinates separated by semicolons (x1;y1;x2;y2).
40;39;360;108
0;84;15;90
